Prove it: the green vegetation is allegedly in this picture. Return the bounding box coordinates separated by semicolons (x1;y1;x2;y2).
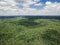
0;17;60;45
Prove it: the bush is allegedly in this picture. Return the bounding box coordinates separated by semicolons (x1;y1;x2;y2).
42;29;60;45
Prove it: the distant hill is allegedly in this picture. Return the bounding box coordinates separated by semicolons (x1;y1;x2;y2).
0;16;60;19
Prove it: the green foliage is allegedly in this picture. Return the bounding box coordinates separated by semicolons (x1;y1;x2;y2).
0;18;60;45
42;29;60;45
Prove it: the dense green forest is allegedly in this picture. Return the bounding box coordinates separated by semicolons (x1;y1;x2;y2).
0;17;60;45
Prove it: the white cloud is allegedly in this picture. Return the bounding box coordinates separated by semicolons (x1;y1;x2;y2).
0;0;60;16
34;3;42;6
34;0;40;2
46;1;52;5
15;0;36;8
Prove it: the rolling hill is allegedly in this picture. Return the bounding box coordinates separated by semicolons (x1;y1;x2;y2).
0;16;60;45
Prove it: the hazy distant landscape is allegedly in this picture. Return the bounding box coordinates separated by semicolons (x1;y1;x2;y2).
0;16;60;45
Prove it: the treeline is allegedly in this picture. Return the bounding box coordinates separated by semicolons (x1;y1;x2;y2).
0;16;60;19
24;16;60;19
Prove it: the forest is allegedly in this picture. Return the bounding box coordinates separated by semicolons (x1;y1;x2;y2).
0;16;60;45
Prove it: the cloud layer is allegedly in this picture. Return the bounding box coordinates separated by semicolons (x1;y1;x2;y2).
0;0;60;16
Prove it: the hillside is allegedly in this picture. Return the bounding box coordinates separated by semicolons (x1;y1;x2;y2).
0;17;60;45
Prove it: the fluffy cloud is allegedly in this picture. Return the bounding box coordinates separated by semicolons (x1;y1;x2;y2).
0;0;60;16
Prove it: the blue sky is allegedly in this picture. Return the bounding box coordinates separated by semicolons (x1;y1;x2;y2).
0;0;60;16
40;0;60;3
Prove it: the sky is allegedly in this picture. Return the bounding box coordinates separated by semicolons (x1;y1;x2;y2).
0;0;60;16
